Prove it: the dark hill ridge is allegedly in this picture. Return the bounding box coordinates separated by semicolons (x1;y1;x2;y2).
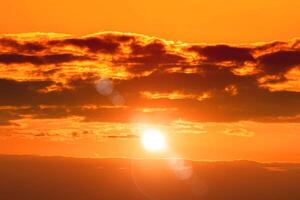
0;155;299;200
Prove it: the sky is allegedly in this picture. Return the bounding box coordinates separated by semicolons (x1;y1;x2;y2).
0;0;300;162
2;0;300;43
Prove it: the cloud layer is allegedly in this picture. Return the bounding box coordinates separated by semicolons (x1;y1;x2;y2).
0;32;300;139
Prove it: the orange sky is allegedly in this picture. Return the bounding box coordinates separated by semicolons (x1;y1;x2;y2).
0;0;300;162
1;0;300;43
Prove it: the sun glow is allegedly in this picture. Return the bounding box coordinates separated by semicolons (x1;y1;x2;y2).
141;129;167;152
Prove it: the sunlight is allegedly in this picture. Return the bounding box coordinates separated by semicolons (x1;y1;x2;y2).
141;129;167;152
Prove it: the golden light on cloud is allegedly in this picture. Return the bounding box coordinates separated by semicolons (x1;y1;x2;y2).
140;91;211;101
141;129;167;152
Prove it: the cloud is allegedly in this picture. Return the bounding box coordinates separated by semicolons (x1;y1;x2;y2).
50;37;121;54
0;32;299;129
223;128;254;137
188;45;254;63
140;91;211;101
258;50;300;74
105;134;139;139
117;39;187;73
0;53;89;65
0;38;47;53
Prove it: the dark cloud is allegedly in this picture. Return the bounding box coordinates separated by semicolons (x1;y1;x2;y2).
0;79;52;106
0;78;110;107
188;45;254;63
0;53;89;65
0;38;47;53
258;50;300;74
49;34;134;53
130;40;167;55
0;32;300;123
117;66;255;93
118;40;187;73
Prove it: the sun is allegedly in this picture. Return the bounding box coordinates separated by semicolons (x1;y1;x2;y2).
141;129;167;152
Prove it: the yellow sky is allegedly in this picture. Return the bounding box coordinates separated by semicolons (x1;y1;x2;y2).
1;0;300;43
